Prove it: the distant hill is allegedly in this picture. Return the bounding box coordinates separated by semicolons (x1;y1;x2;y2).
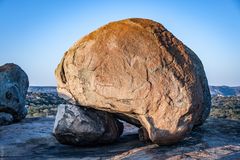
209;86;240;96
28;86;57;93
28;85;240;97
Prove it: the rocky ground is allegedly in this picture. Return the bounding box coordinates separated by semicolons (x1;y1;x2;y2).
0;91;240;159
0;117;239;159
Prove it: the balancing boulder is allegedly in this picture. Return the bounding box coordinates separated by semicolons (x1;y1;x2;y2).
55;18;211;145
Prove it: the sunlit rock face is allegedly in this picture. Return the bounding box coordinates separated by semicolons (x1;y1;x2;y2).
0;63;29;125
55;18;211;145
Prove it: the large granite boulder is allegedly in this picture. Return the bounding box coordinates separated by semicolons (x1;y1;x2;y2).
53;104;123;145
55;18;211;145
0;63;29;125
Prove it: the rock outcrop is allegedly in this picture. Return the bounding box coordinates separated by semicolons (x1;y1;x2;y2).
0;117;239;159
55;18;211;145
53;104;123;145
0;63;29;125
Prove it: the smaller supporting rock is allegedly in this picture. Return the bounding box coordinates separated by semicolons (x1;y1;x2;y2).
53;104;123;146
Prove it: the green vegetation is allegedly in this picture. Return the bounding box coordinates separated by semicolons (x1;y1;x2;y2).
210;96;240;120
25;92;240;121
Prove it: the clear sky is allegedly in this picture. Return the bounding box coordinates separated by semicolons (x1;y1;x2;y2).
0;0;239;86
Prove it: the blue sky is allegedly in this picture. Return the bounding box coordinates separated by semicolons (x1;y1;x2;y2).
0;0;239;86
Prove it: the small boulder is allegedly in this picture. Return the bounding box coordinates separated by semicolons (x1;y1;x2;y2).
0;63;29;125
53;104;123;146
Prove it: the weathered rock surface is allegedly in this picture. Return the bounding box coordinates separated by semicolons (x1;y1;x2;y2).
55;18;211;144
0;117;239;159
0;63;29;125
53;104;123;145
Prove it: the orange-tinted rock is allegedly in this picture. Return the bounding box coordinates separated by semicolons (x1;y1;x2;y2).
55;18;211;145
